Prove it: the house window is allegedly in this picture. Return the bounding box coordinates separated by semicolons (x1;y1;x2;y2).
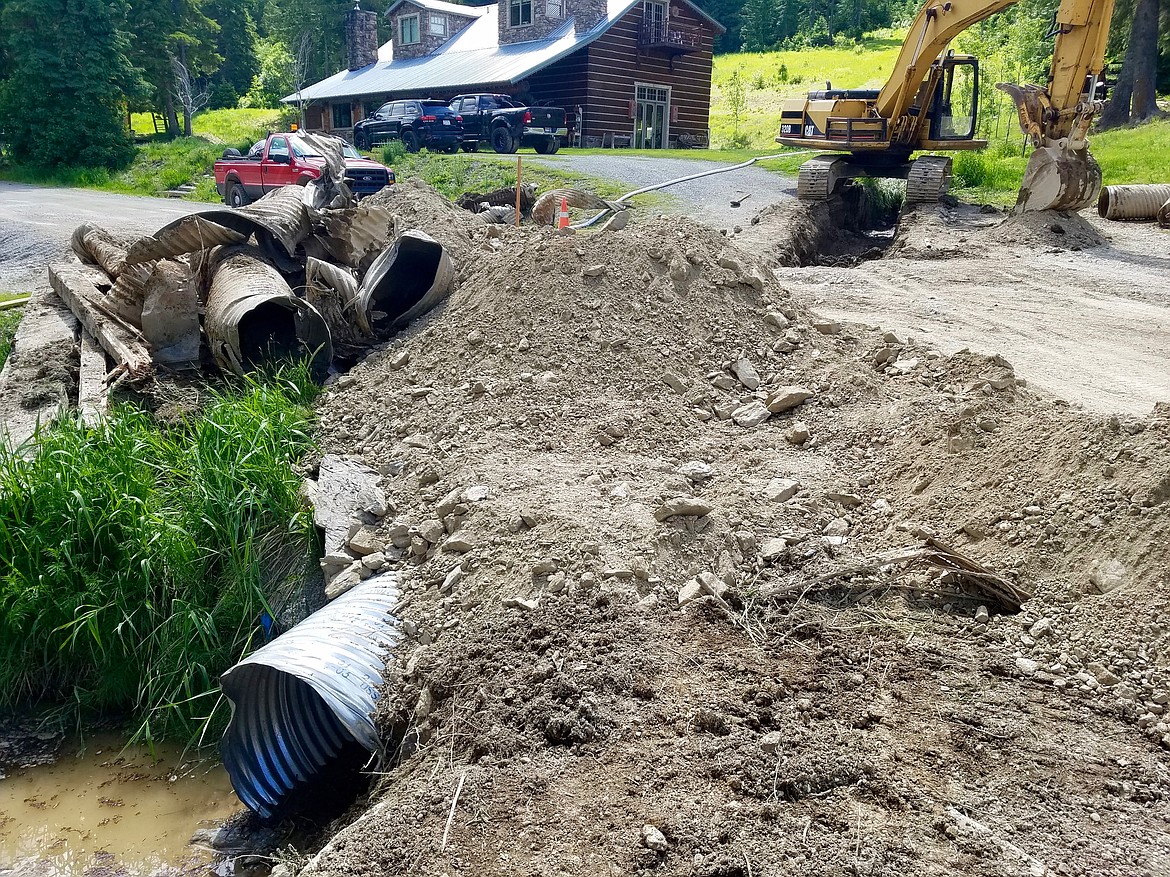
400;14;420;44
428;13;446;35
509;0;532;26
332;103;352;129
545;0;563;18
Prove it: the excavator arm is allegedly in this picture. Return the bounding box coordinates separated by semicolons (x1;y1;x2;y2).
997;0;1116;210
876;0;1019;121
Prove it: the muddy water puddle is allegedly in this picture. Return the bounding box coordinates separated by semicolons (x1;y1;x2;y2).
0;734;241;876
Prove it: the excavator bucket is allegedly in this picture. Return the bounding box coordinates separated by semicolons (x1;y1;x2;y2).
1015;145;1103;213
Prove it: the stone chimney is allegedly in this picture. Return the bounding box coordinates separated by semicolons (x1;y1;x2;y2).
346;2;380;71
570;0;607;33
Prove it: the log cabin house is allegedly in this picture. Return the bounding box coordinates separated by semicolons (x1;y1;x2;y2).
286;0;723;148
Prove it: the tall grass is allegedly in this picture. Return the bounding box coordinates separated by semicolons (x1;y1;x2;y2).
0;307;21;369
0;368;320;744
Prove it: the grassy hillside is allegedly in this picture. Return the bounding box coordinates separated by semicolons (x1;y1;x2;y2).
0;109;287;200
710;30;905;150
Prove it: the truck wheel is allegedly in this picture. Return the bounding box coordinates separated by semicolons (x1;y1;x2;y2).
461;142;478;153
402;131;420;152
534;137;560;155
491;127;517;154
226;182;248;208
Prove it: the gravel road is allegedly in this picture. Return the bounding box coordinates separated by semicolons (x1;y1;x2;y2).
0;182;213;294
524;153;797;231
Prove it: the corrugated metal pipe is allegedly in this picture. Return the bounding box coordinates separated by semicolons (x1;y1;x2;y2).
219;573;404;819
358;230;454;337
205;246;333;380
1097;184;1170;221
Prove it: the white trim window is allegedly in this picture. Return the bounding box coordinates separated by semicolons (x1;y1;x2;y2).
545;0;563;18
509;0;532;26
428;13;446;35
399;14;420;44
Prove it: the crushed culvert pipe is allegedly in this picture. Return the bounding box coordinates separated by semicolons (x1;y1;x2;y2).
219;573;404;820
205;246;332;379
358;230;454;337
1097;184;1170;221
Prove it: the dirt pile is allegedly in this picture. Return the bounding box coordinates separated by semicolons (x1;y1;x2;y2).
295;182;1169;877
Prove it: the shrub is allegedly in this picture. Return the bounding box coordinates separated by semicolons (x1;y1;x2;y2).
381;141;408;164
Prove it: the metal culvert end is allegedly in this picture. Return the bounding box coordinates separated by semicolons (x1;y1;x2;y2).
205;247;333;380
1097;184;1170;221
358;230;454;338
219;573;404;820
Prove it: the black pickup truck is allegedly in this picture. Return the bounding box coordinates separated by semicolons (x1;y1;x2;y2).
448;94;567;154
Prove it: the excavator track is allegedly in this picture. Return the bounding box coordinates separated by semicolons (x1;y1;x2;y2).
905;155;953;204
797;156;848;200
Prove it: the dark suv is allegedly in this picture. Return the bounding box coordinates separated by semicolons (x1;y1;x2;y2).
353;99;463;153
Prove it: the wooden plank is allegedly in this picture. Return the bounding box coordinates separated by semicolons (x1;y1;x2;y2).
48;264;153;381
77;329;109;427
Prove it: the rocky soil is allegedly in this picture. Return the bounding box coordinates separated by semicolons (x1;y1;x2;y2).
289;182;1170;877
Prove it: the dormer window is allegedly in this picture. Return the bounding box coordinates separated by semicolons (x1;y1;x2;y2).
508;0;532;27
428;13;447;35
400;13;420;44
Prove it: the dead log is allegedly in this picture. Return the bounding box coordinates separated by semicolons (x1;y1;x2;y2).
48;264;153;381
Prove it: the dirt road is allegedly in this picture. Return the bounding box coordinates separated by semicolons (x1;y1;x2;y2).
0;182;210;293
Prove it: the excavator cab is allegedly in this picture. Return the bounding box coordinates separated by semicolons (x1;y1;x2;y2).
927;56;979;142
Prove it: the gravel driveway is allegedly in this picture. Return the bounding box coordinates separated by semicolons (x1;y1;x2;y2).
0;182;216;294
524;153;796;232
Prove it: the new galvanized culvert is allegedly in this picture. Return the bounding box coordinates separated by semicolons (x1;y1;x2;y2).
219;574;404;819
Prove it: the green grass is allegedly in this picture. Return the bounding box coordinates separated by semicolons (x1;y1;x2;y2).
711;30;906;149
0;367;320;744
381;146;639;201
0;307;21;370
948;119;1170;207
1;108;289;200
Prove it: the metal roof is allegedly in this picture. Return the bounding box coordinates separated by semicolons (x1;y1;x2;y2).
286;0;643;103
384;0;488;18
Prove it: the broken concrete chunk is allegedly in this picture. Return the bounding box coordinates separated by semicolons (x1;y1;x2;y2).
766;386;814;413
732;400;771;428
503;596;539;611
310;455;389;555
677;460;713;482
826;491;862;507
654;496;715;521
418;519;445;544
764;478;800;503
1089;557;1126;594
764;311;790;330
325;565;363;600
462;485;491;503
347;526;384;556
663;372;688;394
641;825;669;853
730;358;761;390
785;422;811;445
812;320;841;335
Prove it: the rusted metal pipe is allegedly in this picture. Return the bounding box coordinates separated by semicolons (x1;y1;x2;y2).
205;246;332;379
1097;184;1170;221
357;230;454;337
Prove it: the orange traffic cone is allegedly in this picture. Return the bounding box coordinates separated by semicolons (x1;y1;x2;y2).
557;196;570;230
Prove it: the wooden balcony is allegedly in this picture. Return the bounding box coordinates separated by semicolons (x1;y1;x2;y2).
639;20;703;55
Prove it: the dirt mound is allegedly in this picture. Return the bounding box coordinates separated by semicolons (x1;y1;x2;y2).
892;202;1109;259
298;183;1170;877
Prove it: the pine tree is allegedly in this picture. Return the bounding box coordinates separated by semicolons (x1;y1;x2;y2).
0;0;146;168
741;0;778;50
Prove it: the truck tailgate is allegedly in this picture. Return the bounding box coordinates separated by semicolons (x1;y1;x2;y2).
527;107;565;129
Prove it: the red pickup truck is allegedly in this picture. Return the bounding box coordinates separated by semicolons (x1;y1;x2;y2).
214;133;394;207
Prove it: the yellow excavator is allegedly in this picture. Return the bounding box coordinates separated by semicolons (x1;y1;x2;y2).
775;0;1115;210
